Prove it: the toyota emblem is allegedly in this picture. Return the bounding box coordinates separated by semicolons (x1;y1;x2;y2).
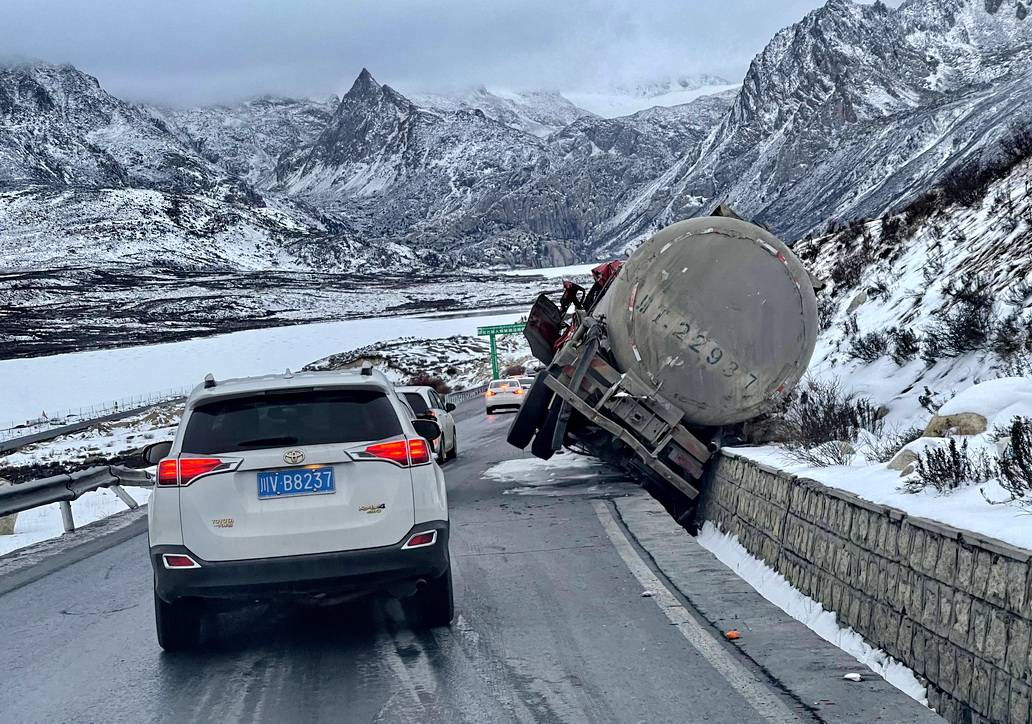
283;449;305;465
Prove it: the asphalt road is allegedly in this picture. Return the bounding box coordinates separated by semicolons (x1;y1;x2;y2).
0;401;815;723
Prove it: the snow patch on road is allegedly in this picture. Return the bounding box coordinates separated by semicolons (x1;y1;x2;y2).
484;453;632;497
696;521;928;705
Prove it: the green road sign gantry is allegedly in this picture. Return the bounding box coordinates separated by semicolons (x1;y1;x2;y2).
477;322;527;380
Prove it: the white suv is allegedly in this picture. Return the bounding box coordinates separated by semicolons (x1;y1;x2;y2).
396;385;458;463
144;366;452;651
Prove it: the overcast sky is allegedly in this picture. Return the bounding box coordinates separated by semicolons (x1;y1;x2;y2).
1;0;902;105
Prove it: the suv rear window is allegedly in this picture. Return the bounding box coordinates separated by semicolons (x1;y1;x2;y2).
402;392;429;415
181;389;403;454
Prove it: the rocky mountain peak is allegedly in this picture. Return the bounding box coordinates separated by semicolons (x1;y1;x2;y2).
346;67;380;99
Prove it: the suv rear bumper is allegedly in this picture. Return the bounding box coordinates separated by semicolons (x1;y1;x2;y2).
151;521;449;603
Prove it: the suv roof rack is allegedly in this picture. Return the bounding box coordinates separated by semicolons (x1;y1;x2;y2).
360;362;374;376
203;373;216;389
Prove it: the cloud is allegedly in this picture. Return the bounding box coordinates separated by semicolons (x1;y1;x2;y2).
0;0;904;105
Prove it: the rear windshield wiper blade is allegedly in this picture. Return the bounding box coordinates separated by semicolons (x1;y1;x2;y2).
235;436;299;448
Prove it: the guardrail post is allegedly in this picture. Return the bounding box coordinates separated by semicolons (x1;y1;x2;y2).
59;501;75;533
109;485;139;510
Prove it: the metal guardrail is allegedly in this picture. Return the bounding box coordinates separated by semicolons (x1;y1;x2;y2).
446;383;489;405
0;465;153;533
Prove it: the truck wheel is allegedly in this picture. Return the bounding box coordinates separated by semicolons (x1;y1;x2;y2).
154;589;203;651
413;566;454;628
448;434;458;460
530;398;563;460
507;371;553;449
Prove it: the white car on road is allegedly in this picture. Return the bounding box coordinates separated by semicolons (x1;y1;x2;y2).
396;385;458;463
485;378;526;414
145;366;452;651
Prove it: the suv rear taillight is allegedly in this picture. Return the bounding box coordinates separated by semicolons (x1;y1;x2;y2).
365;439;431;467
156;458;235;486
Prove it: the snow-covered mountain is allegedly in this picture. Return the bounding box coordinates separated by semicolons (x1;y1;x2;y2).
3;0;1031;274
409;86;593;138
157;95;338;187
564;74;740;118
656;0;1032;239
0;63;222;192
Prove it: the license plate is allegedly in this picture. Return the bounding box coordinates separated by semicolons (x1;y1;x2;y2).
257;467;336;499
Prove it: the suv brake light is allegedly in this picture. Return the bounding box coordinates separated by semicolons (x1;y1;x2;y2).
408;438;431;465
365;439;431;467
156;457;234;486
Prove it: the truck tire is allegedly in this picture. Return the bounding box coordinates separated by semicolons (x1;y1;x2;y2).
530;397;564;460
507;371;553;448
154;588;203;651
413;566;454;628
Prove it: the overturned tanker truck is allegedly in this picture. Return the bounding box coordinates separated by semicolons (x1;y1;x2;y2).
507;208;818;526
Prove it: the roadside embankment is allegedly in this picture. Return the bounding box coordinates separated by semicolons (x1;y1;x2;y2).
700;452;1032;724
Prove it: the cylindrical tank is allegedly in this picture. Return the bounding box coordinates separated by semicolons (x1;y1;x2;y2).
597;216;817;426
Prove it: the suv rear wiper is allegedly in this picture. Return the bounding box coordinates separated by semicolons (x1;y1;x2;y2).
235;436;299;448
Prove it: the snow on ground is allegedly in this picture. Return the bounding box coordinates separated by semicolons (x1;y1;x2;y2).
696;521;928;704
306;333;535;391
728;445;1032;551
0;310;524;425
501;262;599;279
734;376;1032;551
483;452;632;497
2;405;180;471
563;84;741;118
0;486;150;557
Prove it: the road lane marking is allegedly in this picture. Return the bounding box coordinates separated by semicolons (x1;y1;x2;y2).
591;500;805;724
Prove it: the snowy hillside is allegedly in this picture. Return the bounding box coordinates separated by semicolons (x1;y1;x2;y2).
158;95;338;187
409;87;593;138
795;129;1032;427
564;74;739;118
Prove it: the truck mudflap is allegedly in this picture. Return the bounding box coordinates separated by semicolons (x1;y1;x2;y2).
509;315;712;501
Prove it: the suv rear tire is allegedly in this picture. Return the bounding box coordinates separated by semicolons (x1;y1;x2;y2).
155;589;203;651
413;565;454;628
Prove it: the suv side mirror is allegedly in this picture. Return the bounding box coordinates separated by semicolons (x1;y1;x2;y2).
412;418;442;443
445;402;456;412
143;441;173;465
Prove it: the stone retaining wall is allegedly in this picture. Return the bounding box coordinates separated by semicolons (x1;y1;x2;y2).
699;452;1032;724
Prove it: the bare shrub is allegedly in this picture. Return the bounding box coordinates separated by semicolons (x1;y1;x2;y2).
905;439;996;493
991;311;1026;360
889;327;921;365
817;295;837;333
407;372;452;395
779;379;884;467
502;364;526;377
1004;279;1032;307
784;441;857;467
995;417;1032;506
848;331;889;362
865;426;924;464
923;276;997;360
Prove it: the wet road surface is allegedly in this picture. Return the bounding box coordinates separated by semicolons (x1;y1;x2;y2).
0;403;811;723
